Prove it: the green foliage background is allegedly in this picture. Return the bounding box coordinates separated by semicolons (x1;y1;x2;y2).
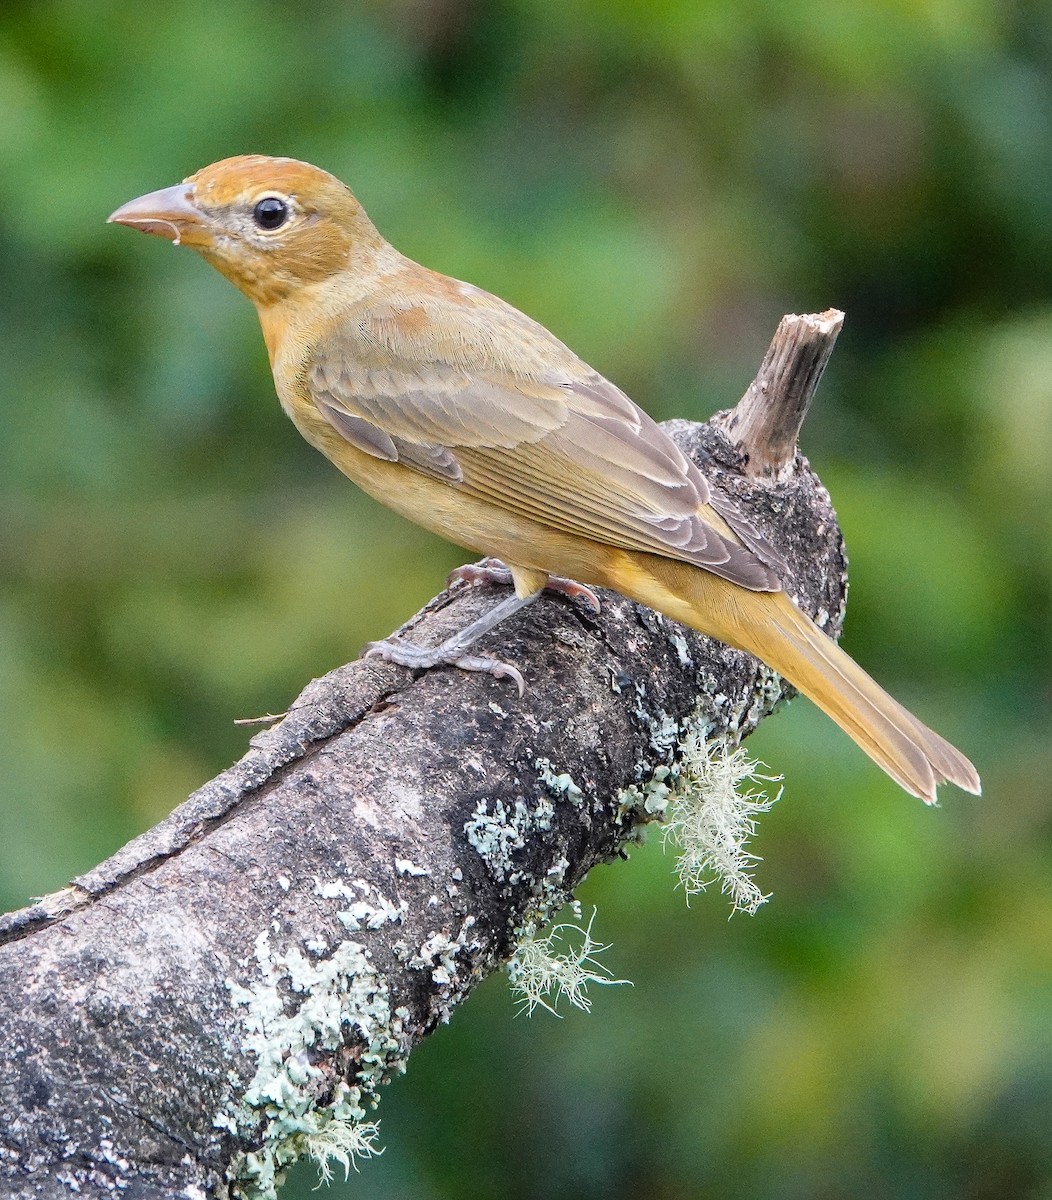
2;1;1050;1195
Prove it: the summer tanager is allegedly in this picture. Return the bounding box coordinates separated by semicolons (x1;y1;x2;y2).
109;155;980;804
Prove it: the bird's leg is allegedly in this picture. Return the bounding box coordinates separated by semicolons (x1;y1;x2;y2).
366;560;601;693
364;592;539;695
448;557;602;614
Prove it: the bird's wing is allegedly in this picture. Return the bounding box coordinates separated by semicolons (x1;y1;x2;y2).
306;295;784;591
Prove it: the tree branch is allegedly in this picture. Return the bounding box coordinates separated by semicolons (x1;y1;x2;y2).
0;314;847;1199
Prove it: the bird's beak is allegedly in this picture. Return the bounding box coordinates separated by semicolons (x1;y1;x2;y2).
108;183;209;247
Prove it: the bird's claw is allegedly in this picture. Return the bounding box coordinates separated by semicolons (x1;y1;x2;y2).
544;576;602;614
447;559;513;589
447;653;526;697
364;635;525;696
449;558;602;615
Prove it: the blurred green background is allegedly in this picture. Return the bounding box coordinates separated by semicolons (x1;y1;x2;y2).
2;0;1050;1196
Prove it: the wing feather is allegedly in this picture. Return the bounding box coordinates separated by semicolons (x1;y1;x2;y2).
306;296;785;591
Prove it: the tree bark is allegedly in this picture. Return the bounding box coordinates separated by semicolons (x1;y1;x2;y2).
0;314;848;1199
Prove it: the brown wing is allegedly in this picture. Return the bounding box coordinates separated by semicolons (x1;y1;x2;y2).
307;293;784;592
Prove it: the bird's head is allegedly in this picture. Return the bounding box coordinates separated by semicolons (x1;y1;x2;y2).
109;155;383;306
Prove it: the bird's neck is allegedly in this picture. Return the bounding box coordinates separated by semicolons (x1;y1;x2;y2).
255;240;410;366
256;302;293;369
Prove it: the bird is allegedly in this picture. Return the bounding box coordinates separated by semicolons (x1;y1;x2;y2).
109;154;980;805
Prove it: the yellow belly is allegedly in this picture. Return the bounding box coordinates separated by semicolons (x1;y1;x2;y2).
287;395;618;587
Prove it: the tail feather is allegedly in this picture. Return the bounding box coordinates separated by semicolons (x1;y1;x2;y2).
745;592;981;803
606;552;980;803
640;554;984;803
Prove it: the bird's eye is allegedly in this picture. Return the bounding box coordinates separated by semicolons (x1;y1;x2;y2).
252;196;289;231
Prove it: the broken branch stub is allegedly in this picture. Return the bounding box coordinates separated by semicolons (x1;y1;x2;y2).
718;309;844;480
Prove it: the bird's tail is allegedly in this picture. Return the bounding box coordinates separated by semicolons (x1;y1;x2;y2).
655;563;981;803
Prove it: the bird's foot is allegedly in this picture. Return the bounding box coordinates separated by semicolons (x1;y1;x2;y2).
448;558;602;614
364;590;537;696
447;558;515;589
364;638;525;696
364;635;526;696
367;565;599;694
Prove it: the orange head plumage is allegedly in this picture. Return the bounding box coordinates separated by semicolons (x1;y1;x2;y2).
109;155;384;306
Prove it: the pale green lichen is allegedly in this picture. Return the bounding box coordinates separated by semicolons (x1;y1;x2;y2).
742;664;787;734
314;878;408;932
467;758;597;969
219;882;411;1199
305;1117;383;1183
545;855;571;888
507;907;629;1017
616;662;787;914
535;757;584;807
631;681;681;756
669;629;693;667
615;764;673;824
405;919;476;990
662;733;783;914
394;858;429;878
464;795;555;885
